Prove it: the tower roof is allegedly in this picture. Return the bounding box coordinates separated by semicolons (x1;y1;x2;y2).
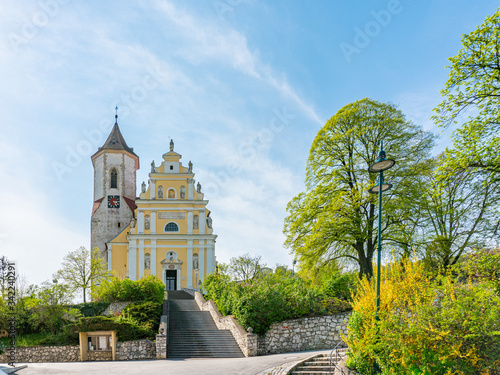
98;121;137;157
91;113;139;169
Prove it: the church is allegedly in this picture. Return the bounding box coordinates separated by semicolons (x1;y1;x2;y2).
90;113;217;290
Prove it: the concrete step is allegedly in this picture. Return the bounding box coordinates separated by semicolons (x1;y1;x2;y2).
165;293;244;359
169;301;199;310
167;353;244;358
167;290;194;300
295;366;335;371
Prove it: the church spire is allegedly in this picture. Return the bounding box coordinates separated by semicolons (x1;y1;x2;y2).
97;108;137;157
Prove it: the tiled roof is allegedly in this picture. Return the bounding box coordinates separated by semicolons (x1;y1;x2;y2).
97;121;137;157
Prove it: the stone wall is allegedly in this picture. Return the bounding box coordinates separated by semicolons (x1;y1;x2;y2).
194;292;257;357
102;301;131;316
155;334;166;359
116;339;156;360
257;313;351;355
194;291;352;357
0;345;80;363
0;339;157;363
88;350;112;361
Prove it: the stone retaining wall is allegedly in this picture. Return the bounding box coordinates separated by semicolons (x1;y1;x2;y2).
258;313;351;355
193;290;352;357
116;339;156;360
0;339;157;363
88;350;112;361
0;345;80;363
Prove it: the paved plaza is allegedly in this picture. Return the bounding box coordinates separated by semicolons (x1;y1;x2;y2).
1;350;330;375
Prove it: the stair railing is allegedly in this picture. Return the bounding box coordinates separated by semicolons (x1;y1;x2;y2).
329;341;347;374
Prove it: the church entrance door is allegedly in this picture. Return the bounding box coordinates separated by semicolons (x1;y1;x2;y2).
165;270;177;290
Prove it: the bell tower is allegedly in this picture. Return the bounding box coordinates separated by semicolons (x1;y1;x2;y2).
91;110;139;266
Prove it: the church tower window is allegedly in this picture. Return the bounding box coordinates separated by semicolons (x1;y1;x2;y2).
110;169;118;189
165;222;179;232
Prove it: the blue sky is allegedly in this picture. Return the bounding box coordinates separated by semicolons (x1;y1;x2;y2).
0;0;498;287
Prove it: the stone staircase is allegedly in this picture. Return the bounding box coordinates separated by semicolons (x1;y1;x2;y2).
167;290;244;358
289;349;348;375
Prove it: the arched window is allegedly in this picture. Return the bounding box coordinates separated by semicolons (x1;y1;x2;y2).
164;222;179;232
110;169;118;189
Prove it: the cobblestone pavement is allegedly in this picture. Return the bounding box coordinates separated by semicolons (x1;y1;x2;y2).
1;350;331;375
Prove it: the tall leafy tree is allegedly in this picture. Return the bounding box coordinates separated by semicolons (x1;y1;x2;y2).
55;247;110;302
284;98;434;278
420;156;500;269
227;253;265;282
433;8;500;176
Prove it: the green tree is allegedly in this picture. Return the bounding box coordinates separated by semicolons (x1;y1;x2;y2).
284;98;434;278
56;247;110;303
433;8;500;176
420;158;500;270
227;253;266;281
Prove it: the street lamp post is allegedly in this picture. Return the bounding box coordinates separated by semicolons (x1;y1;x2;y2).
368;140;395;322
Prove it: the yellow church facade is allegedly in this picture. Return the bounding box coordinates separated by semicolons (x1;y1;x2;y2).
91;115;216;290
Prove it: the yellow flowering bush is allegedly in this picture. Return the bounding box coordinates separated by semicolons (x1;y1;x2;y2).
345;257;500;374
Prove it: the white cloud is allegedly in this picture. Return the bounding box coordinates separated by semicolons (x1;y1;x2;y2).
155;0;323;125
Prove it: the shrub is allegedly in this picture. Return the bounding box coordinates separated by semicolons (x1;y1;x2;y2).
93;275;164;303
203;271;351;335
71;301;110;317
321;271;358;301
67;315;153;342
345;257;500;375
122;301;162;332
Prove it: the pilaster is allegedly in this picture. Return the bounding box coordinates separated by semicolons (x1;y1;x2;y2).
150;179;156;199
199;210;206;235
151;210;157;235
187;240;193;289
187;178;194;200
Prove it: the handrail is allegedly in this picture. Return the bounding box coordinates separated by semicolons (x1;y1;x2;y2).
329;341;347;375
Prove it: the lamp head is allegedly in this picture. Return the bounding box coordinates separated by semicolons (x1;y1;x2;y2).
368;183;393;194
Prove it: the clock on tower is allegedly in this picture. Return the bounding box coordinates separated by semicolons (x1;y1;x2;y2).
108;195;120;208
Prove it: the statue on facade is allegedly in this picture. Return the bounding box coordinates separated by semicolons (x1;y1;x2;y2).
145;254;151;270
206;213;213;228
197;182;202;193
180;186;186;199
141;181;146;193
188;161;193;173
151;160;155;173
193;255;199;270
158;185;163;198
193;215;199;229
170;139;174;152
130;217;136;228
145;215;150;230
